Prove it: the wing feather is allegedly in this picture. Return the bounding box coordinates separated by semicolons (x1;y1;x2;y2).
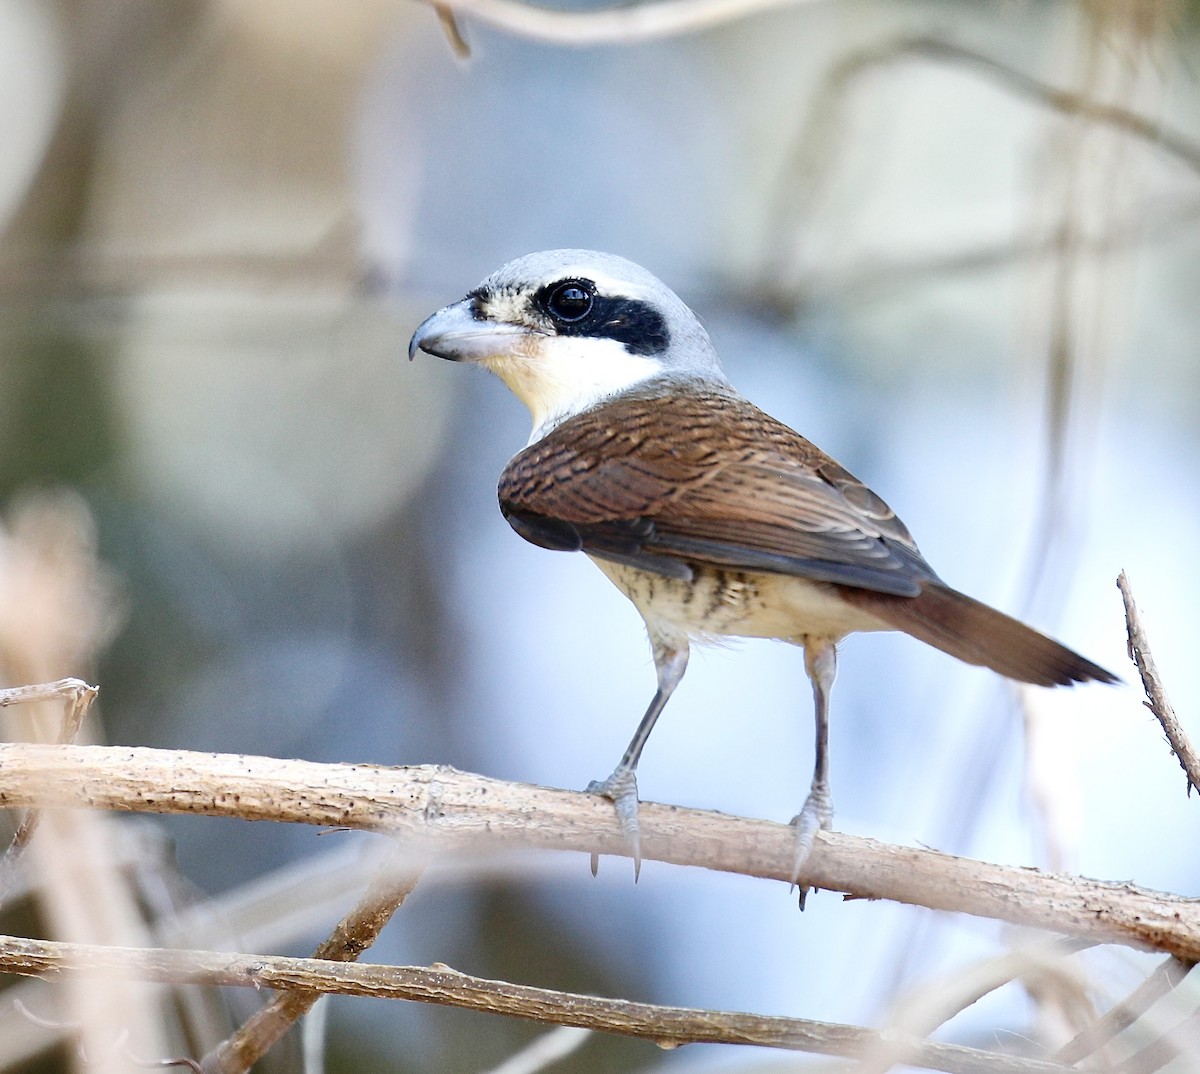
498;381;938;596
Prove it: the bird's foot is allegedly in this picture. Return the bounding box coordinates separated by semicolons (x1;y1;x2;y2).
585;765;642;880
788;783;834;908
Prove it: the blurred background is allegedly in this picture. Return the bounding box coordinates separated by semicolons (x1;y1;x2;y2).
1;0;1199;1070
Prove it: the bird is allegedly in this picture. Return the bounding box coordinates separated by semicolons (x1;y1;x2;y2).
408;249;1117;884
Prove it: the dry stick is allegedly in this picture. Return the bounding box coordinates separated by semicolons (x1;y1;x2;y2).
479;1026;592;1074
1115;1013;1200;1074
822;36;1200;175
416;0;822;46
0;934;1078;1074
1054;957;1194;1065
425;3;1200;171
200;852;423;1074
433;4;471;57
0;679;99;885
0;679;98;713
857;938;1096;1074
764;33;1200;309
1117;572;1200;797
778;196;1200;308
1;743;1199;961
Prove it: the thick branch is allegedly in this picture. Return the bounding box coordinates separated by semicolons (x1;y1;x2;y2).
0;743;1197;960
0;934;1077;1074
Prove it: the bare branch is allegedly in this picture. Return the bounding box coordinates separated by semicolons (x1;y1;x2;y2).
1053;956;1193;1065
478;1026;591;1074
823;36;1200;175
200;851;422;1074
415;0;823;46
0;679;98;712
771;195;1200;307
433;4;472;57
766;31;1200;299
1118;572;1200;797
0;679;99;895
0;742;1198;961
0;934;1082;1074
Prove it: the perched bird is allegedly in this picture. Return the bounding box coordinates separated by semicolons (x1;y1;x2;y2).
409;249;1116;881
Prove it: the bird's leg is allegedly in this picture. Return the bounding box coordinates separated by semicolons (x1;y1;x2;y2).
791;637;837;899
587;632;689;879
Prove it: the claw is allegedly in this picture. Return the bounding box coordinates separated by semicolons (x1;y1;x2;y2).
788;782;834;907
586;766;642;880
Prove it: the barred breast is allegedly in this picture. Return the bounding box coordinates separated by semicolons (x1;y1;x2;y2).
589;557;889;644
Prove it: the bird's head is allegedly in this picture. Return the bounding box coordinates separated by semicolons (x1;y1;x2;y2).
408;250;726;438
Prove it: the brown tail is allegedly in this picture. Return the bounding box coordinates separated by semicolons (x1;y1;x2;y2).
836;582;1118;687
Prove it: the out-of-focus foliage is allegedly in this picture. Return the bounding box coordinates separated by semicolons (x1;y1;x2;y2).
2;0;1199;1070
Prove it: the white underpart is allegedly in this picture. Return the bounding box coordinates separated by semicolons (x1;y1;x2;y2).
483;335;668;443
592;558;891;645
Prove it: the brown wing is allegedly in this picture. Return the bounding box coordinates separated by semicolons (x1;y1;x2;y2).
497;381;940;597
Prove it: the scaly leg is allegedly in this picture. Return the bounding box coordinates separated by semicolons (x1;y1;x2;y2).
587;631;689;879
791;637;837;897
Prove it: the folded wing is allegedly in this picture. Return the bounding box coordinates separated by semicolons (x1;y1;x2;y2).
498;381;936;596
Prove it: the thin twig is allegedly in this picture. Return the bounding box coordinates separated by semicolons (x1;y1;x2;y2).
200;851;423;1074
766;31;1200;297
0;742;1198;960
762;195;1200;308
415;0;822;46
0;679;99;892
861;938;1096;1074
300;997;328;1074
478;1026;591;1074
1114;1011;1200;1074
0;679;98;711
1054;956;1193;1065
0;934;1082;1074
823;36;1200;175
1117;572;1200;797
433;4;472;57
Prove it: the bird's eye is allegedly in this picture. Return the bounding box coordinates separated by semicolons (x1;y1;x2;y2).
546;281;594;323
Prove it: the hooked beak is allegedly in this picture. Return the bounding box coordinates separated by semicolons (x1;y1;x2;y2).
408;300;532;364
